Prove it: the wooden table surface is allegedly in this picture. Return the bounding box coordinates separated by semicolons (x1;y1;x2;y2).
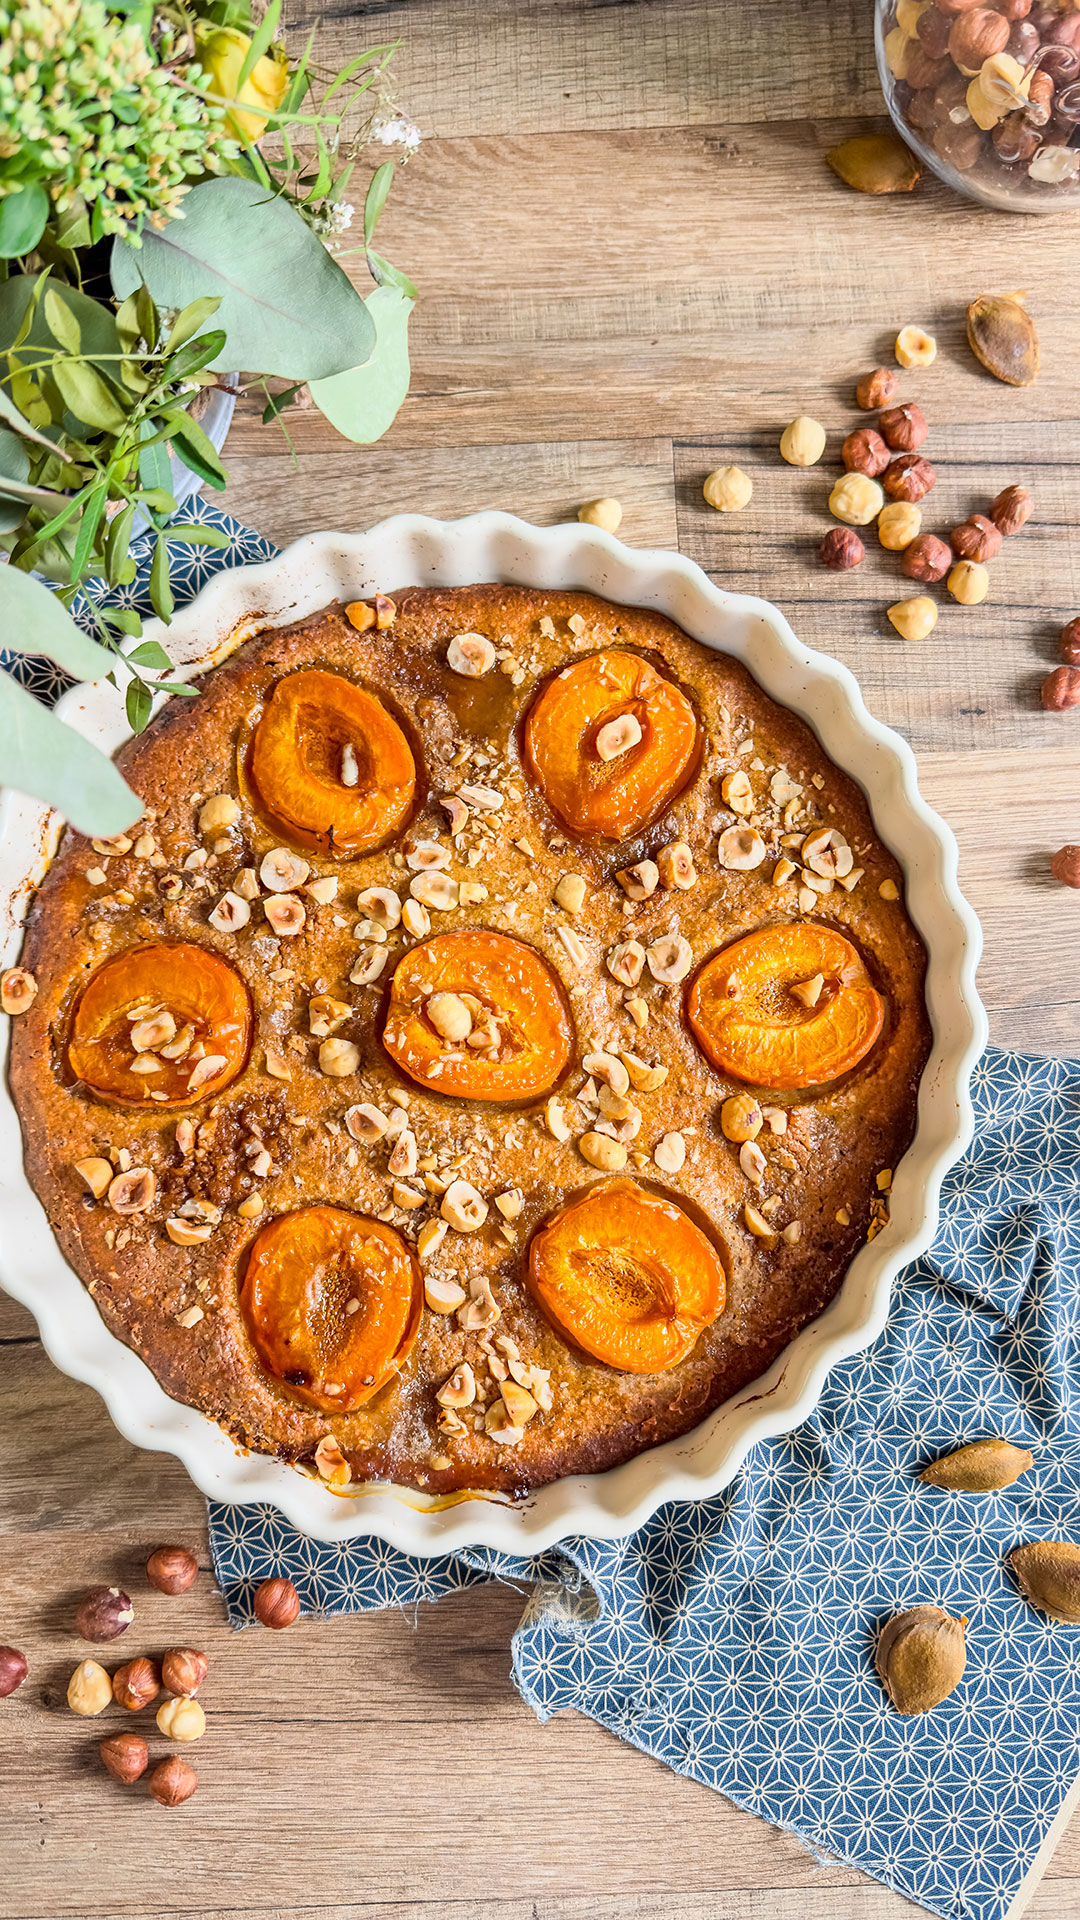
4;4;1080;1917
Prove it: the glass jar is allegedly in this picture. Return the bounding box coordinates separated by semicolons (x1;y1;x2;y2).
875;0;1080;212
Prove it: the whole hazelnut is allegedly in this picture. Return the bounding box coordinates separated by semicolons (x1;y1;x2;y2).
1006;19;1040;62
1041;665;1080;711
161;1647;208;1697
75;1585;134;1643
931;118;984;171
841;427;890;477
1060;617;1080;665
112;1655;160;1712
819;528;865;571
577;497;622;534
253;1575;301;1630
877;501;923;550
902;533;953;582
950;514;1003;563
703;465;753;512
949;8;1010;73
67;1658;113;1716
948;559;990;605
0;1646;27;1697
146;1546;199;1595
878;402;928;452
156;1695;206;1742
992;111;1043;163
989;483;1033;535
1051;845;1080;887
883;454;937;503
855;367;898;410
779;415;827;466
148;1756;198;1807
1022;67;1056;127
99;1730;149;1784
907;46;951;87
829;472;886;526
918;7;953;58
887;596;939;642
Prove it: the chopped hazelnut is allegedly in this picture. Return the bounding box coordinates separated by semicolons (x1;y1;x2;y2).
607;938;645;987
447;631;495;677
895;325;937;368
74;1156;113;1199
260;847;310;892
645;934;693;983
209;890;251;932
578;1130;628;1172
616;859;659;901
441;1179;488;1232
356;886;401;929
718;826;766;871
263;893;306;937
319;1038;360;1077
198;794;239;835
653;1131;686;1174
410;872;459;912
553;872;587;915
720;769;754;815
596;713;643;761
1;966;37;1016
656;841;696;889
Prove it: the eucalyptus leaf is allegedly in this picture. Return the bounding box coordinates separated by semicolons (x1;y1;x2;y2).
0;183;50;260
308;287;412;445
0;672;142;836
0;426;29;533
110;177;376;381
0;564;117;678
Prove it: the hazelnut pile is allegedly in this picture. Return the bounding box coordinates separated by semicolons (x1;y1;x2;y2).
883;0;1080;200
801;328;1034;642
1;1543;303;1809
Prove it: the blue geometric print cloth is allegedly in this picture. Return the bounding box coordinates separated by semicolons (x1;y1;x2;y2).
13;512;1080;1920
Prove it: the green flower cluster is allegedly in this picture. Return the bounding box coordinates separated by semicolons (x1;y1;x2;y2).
0;0;229;239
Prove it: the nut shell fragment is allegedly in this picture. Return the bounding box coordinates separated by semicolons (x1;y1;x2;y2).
876;1605;967;1714
920;1437;1034;1491
966;292;1040;387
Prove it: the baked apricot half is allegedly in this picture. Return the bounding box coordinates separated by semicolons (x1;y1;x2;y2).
239;1205;422;1414
687;923;885;1090
249;669;417;857
521;649;700;839
67;942;252;1107
528;1179;726;1372
382;930;574;1103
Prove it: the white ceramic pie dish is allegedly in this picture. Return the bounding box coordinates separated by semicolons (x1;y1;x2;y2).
0;512;987;1555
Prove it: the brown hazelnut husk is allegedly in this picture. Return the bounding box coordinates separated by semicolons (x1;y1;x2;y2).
855;367;897;410
950;514;1003;563
841;427;890;477
1042;666;1080;711
901;533;953;583
1051;845;1080;888
161;1647;208;1697
112;1655;160;1711
1061;617;1080;665
148;1756;198;1806
253;1576;301;1630
99;1731;149;1785
883;455;937;503
75;1585;134;1643
990;484;1033;535
948;7;1010;71
878;402;928;452
146;1546;199;1595
0;1646;28;1696
818;527;865;571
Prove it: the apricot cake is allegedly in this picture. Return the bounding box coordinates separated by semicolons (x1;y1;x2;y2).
6;586;931;1497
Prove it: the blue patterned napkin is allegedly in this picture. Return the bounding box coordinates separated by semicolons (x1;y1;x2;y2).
13;511;1080;1920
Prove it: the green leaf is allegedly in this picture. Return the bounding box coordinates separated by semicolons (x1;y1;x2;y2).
236;0;282;92
126;638;172;668
163;523;230;547
165;409;227;491
70;480;108;582
0;277;125;436
53;197;92;253
52;358;129;434
308;287;412;445
261;381;303;423
101;606;142;637
0;564;117;678
135;284;158;351
0;425;29;533
110;178;376;380
149;532;174;622
137;416;174;502
366;250;418;302
164;296;223;354
104;499;135;586
0;387;61;455
363;163;394;246
115;290;142;351
0;672;142;836
166;330;227;380
0;183;50;260
125;676;153;734
43;287;81;355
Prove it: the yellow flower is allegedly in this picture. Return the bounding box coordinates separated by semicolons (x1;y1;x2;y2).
194;25;288;145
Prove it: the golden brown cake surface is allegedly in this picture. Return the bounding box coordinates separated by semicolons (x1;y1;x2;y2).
8;586;931;1498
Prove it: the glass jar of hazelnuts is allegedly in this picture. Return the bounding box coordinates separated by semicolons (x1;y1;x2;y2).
875;0;1080;212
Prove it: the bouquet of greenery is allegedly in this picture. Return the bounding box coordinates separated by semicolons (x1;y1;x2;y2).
0;0;418;836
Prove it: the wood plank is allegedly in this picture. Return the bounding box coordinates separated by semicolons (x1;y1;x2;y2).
284;0;883;138
218;436;677;551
